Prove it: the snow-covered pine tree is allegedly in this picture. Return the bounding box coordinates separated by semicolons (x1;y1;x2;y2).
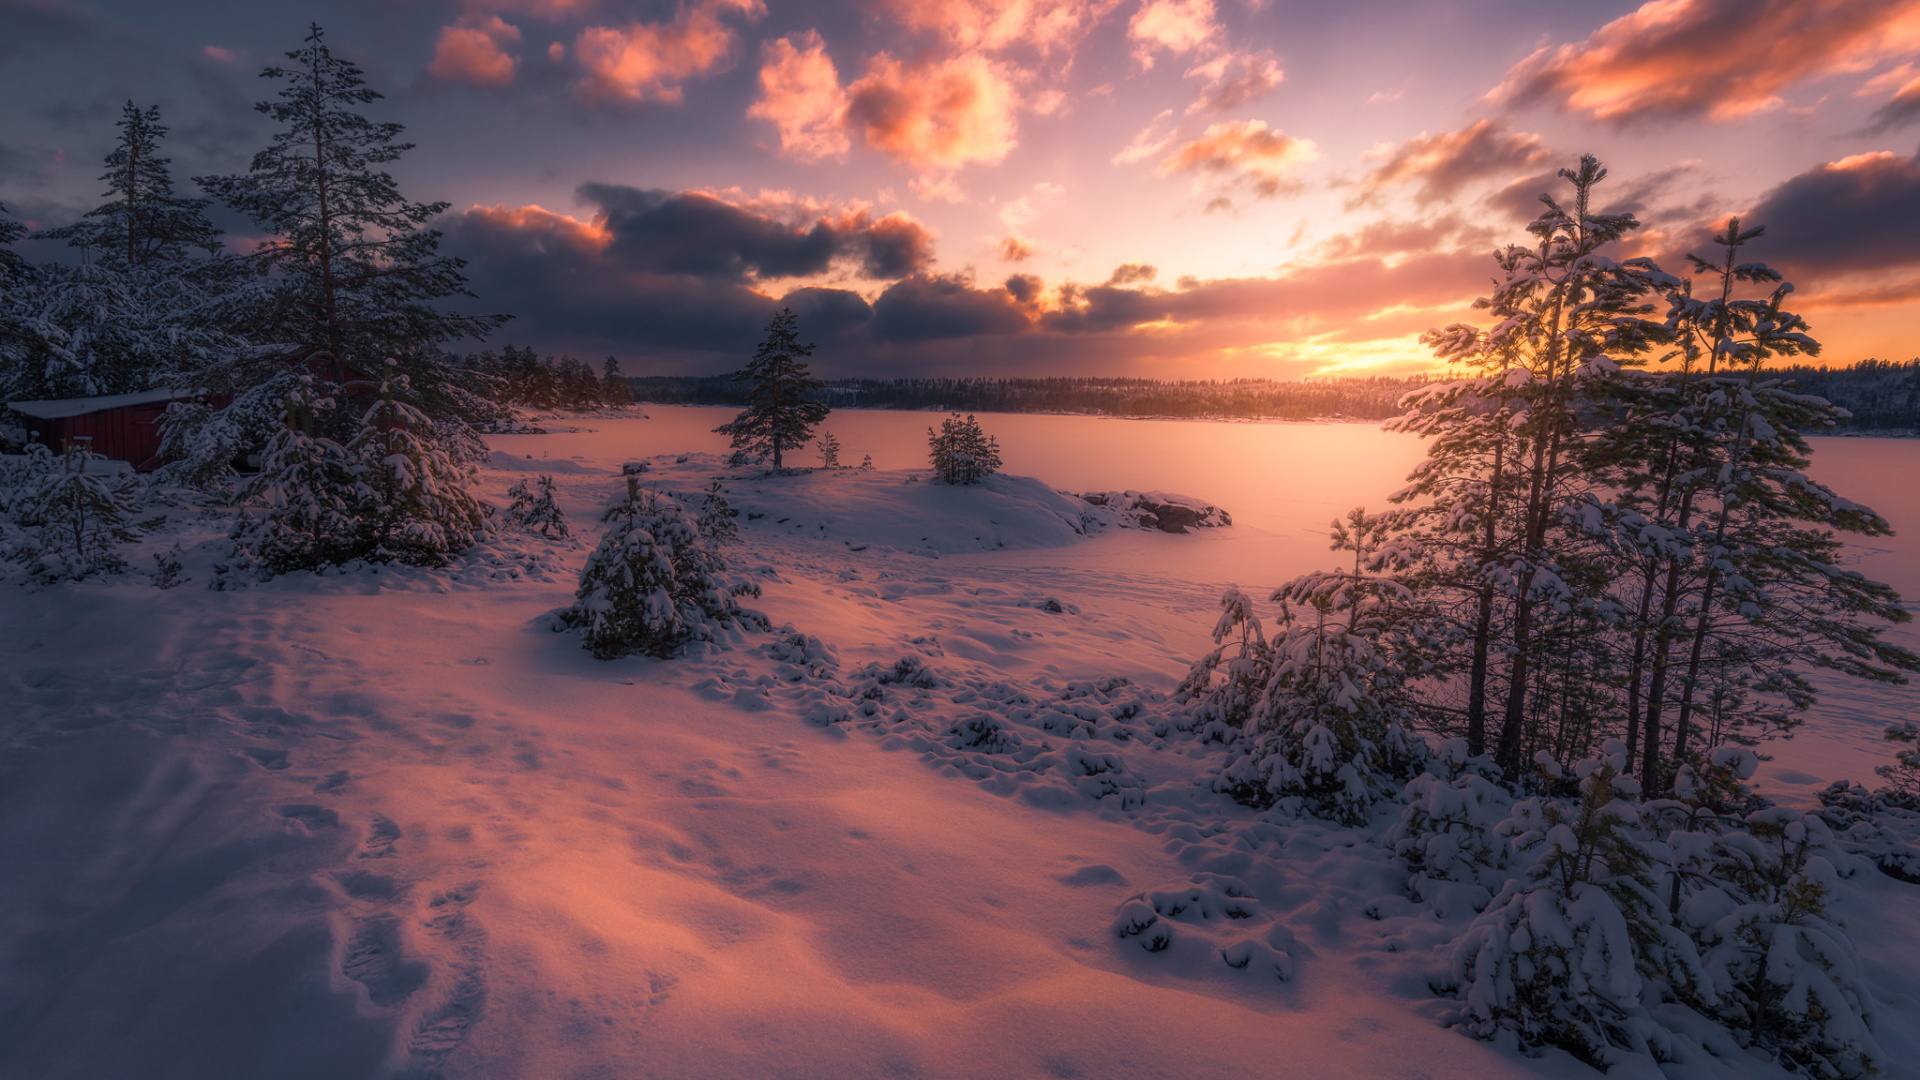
815;428;841;469
927;413;1002;484
178;25;506;566
8;103;231;401
1449;758;1679;1066
561;481;760;659
1213;567;1429;824
1178;586;1272;737
229;385;370;574
715;308;828;471
348;362;490;565
1391;156;1673;779
602;356;633;406
506;474;569;539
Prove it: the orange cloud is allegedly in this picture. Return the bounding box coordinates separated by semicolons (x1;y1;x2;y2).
460;203;612;249
880;0;1117;55
1358;119;1553;205
1494;0;1920;124
1157;120;1317;196
428;16;523;87
574;0;764;105
846;52;1018;170
1128;0;1217;67
748;32;850;161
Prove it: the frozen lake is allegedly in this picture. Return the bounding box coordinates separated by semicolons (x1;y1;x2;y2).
494;405;1920;801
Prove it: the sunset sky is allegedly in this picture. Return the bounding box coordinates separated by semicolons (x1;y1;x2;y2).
2;0;1917;378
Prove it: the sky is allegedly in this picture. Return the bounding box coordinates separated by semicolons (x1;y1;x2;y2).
1;0;1918;379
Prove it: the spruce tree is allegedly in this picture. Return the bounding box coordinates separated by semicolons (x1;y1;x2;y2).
182;24;507;566
927;414;1002;484
602;356;633;406
715;308;828;471
10;105;230;400
185;24;506;465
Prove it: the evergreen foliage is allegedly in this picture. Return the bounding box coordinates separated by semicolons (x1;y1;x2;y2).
602;356;632;406
715;308;828;471
927;413;1002;485
506;474;569;539
10;441;141;579
560;481;761;659
815;428;841;469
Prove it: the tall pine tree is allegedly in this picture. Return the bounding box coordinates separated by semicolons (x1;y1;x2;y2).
715;307;828;471
181;24;508;568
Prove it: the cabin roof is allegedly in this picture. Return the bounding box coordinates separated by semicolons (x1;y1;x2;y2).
4;388;192;420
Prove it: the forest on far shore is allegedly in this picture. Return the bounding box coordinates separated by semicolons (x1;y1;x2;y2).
588;361;1920;429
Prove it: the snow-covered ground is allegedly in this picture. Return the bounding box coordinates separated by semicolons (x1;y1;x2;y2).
3;414;1917;1079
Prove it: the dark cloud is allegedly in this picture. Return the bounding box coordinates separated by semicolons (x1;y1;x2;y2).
579;183;934;282
1003;273;1042;304
1863;82;1920;135
1357;120;1553;207
862;212;934;278
1742;150;1920;279
0;0;93;58
1106;262;1157;286
870;275;1031;342
442;199;1495;375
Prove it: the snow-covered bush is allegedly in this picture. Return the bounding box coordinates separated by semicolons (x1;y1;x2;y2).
230;410;369;575
927;413;1002;485
1212;572;1426;824
1448;762;1676;1067
560;483;763;659
505;474;569;540
1387;740;1511;909
1177;587;1270;740
349;379;491;566
1676;807;1884;1077
694;478;739;550
8;441;142;580
1817;778;1920;884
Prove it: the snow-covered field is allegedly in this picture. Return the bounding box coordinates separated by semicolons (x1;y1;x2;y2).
3;413;1917;1079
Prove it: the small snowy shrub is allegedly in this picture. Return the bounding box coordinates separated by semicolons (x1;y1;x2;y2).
349;380;491;566
927;414;1001;485
694;478;739;550
815;429;841;469
505;474;569;539
1449;761;1677;1067
1678;808;1883;1077
560;482;762;659
1817;778;1920;884
14;442;142;579
1213;572;1426;824
231;406;370;575
1177;587;1271;740
1387;740;1512;908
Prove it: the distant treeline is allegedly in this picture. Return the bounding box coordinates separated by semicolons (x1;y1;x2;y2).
625;375;1433;419
1767;359;1920;431
628;362;1920;428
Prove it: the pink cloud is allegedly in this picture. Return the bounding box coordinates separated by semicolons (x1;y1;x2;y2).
846;52;1019;170
201;45;247;66
428;16;523;87
1494;0;1920;124
1157;120;1317;196
573;0;764;105
747;32;850;161
1185;50;1283;114
879;0;1117;56
1128;0;1217;68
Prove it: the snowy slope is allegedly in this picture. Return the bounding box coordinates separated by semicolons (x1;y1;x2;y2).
1;429;1916;1080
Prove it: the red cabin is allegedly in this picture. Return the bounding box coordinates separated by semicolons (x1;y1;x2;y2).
4;389;197;472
